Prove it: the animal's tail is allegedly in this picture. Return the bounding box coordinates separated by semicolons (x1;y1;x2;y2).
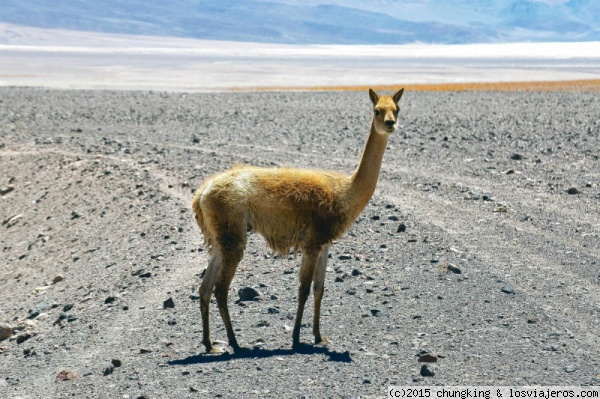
192;189;213;254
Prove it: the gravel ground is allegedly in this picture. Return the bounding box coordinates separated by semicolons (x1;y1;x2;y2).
0;88;599;398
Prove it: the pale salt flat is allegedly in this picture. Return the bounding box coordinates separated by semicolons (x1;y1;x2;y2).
1;24;599;91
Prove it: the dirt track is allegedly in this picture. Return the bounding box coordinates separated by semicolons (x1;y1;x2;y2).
1;88;599;398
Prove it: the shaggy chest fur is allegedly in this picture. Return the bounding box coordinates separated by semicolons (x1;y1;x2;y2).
249;168;353;253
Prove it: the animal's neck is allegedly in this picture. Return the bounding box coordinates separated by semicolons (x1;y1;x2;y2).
348;122;389;213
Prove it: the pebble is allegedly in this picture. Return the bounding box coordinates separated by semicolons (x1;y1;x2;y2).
351;268;362;276
52;275;64;284
544;344;559;352
189;291;200;301
420;364;435;377
511;153;524;160
564;364;577;373
56;370;78;382
28;299;57;319
447;264;462;274
0;185;15;196
501;285;514;294
396;223;406;233
238;287;261;301
16;333;32;344
418;353;438;363
163;297;175;309
338;254;352;260
567;187;581;195
370;309;383;317
0;323;13;341
4;214;22;228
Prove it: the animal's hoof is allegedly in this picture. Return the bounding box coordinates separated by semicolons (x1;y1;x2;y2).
315;337;331;347
204;341;225;354
209;346;225;354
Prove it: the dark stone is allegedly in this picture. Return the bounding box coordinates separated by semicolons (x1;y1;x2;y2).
103;365;114;376
420;364;435;377
163;297;175;309
447;264;462;274
418;354;438;363
17;333;33;344
238;287;261;301
396;223;406;233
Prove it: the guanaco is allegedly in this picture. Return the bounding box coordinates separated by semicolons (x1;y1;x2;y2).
192;88;404;353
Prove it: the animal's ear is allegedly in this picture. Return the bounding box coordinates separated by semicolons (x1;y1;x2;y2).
369;88;379;105
393;88;405;104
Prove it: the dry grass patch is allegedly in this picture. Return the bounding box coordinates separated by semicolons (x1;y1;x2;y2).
244;79;600;92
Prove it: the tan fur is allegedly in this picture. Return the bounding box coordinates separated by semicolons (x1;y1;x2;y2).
192;88;404;353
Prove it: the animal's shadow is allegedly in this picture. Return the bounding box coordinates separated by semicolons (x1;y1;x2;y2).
168;345;353;365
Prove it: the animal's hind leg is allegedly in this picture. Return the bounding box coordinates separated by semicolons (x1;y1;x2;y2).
292;248;320;350
214;231;247;353
199;252;222;353
312;245;330;345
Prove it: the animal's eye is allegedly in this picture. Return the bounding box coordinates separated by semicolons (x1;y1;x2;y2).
394;108;399;114
374;110;380;116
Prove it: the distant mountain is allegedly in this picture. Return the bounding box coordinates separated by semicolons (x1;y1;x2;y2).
0;0;598;44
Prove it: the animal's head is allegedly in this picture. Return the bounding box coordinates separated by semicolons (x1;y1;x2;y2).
369;88;404;134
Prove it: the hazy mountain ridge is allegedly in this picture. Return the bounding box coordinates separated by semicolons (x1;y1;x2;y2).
0;0;598;44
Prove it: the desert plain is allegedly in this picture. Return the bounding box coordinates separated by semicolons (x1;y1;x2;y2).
0;83;599;399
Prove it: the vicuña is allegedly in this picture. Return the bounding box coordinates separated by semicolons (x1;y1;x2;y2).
192;88;405;353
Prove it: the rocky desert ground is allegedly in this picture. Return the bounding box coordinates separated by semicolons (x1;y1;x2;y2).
0;88;599;398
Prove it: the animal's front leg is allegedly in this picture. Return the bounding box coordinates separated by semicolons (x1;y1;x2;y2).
292;248;320;350
313;245;330;345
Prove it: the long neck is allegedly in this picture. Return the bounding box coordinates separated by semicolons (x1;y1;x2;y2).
348;122;389;214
